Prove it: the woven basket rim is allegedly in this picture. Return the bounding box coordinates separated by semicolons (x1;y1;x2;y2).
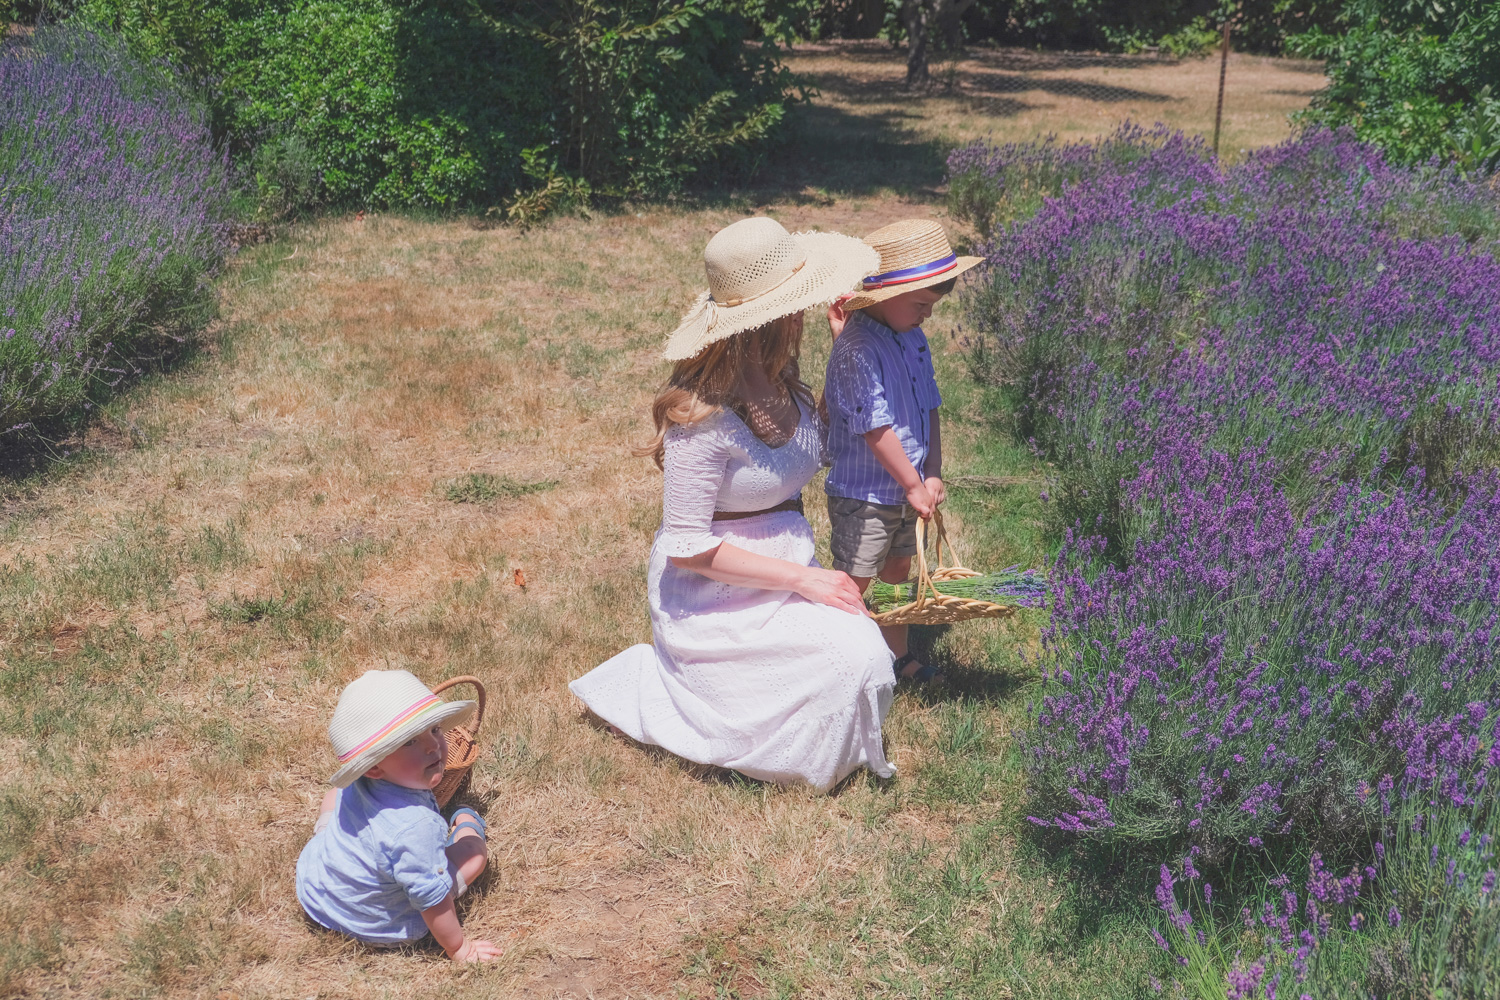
869;513;1018;626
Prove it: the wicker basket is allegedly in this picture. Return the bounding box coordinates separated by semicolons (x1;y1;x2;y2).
431;675;486;810
870;511;1019;627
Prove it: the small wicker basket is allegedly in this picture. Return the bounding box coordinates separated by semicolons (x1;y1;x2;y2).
431;675;486;810
871;512;1019;627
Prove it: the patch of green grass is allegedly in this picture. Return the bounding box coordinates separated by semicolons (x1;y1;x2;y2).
186;521;250;572
441;473;558;504
209;592;306;624
68;511;178;610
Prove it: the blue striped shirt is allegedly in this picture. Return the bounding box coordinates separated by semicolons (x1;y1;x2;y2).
823;310;943;506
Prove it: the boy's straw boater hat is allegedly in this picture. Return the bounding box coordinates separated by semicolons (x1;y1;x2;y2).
841;219;984;312
662;217;880;361
327;669;477;787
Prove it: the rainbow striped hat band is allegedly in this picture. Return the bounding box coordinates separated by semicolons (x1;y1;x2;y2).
327;670;477;787
843;219;984;311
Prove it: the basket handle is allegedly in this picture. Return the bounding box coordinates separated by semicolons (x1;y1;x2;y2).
907;510;954;612
432;675;487;731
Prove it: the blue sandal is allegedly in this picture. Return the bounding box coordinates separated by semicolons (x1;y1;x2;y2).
446;806;487;846
894;652;944;685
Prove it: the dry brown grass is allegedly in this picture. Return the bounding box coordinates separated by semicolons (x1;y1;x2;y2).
0;48;1319;999
774;41;1322;199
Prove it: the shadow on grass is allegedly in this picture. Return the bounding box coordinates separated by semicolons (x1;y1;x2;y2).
684;99;955;205
0;338;211;486
807;65;1172;106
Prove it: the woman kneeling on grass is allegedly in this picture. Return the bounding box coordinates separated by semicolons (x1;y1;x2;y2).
569;217;897;792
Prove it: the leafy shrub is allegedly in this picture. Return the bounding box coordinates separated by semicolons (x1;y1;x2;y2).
251;133;323;221
1293;1;1500;169
70;0;797;211
0;25;231;438
953;127;1500;995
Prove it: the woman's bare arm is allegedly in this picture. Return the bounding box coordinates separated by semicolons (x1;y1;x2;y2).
670;542;868;617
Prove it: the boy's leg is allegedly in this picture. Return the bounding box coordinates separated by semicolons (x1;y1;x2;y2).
446;820;488;893
313;788;337;834
874;556;914;669
833;497;933;679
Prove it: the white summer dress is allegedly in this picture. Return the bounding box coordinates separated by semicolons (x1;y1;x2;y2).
570;400;896;791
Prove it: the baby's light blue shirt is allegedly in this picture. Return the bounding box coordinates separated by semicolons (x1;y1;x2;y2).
296;777;453;945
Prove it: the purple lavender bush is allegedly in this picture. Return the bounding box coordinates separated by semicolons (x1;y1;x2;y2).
1;26;230;439
952;127;1500;995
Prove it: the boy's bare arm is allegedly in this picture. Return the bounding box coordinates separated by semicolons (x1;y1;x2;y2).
923;410;945;508
863;426;935;517
422;895;502;962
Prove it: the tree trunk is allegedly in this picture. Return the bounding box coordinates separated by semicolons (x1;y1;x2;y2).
903;0;928;88
843;0;884;39
934;0;977;52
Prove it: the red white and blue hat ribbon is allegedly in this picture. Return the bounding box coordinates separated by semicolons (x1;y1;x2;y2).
861;253;958;291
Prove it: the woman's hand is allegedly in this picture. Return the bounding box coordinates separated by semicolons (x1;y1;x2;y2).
794;566;870;616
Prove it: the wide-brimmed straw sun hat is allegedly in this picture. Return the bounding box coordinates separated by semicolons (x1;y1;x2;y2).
327;669;477;787
662;217;879;361
842;219;984;311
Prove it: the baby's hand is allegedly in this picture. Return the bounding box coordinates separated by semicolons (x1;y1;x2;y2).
453;937;504;963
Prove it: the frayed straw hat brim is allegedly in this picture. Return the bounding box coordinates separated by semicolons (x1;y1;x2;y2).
843;254;985;311
329;698;477;787
663;231;879;361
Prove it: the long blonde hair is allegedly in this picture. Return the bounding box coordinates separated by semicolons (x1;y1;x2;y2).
638;314;813;468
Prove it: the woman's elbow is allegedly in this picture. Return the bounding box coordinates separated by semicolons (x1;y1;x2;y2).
669;545;720;571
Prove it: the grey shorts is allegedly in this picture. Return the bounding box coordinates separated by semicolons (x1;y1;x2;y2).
827;496;920;577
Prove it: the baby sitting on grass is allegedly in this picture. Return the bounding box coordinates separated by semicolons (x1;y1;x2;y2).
296;669;501;962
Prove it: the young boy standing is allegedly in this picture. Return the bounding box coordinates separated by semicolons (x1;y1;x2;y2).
823;220;982;683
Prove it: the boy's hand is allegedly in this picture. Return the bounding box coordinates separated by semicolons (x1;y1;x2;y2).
924;476;946;509
905;480;936;519
827;296;852;340
452;937;504;963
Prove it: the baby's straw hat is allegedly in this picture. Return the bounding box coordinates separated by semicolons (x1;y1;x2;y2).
662;217;879;361
327;669;477;787
842;219;984;311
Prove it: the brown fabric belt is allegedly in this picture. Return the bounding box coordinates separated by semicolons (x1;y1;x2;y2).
712;496;804;522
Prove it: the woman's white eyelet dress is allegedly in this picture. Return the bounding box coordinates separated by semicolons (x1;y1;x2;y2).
569;401;896;792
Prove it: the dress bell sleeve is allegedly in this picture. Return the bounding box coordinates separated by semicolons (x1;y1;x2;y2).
658;417;731;558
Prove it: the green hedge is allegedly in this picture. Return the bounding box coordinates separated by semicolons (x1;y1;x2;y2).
1293;1;1500;170
69;0;794;211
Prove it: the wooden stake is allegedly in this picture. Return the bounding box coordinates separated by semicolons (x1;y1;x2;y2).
1213;19;1231;159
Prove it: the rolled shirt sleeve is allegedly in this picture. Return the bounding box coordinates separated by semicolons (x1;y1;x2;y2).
388;814;454;913
658;417;730;558
825;341;893;437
